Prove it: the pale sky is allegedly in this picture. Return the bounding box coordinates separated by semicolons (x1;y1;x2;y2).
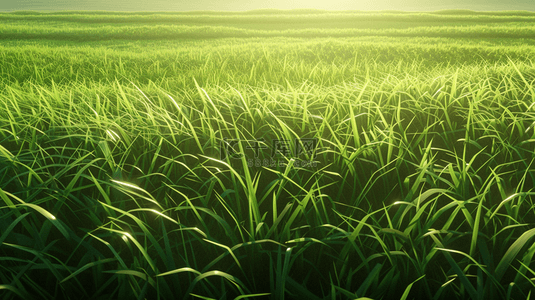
1;0;534;11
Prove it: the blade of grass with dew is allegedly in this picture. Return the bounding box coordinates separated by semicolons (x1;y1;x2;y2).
104;269;156;288
495;227;535;282
400;275;426;300
428;232;479;300
60;258;116;284
185;270;249;298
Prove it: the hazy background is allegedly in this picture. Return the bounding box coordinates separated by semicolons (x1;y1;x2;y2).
1;0;535;12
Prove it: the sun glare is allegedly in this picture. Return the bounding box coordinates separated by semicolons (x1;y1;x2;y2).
4;3;535;299
267;0;357;10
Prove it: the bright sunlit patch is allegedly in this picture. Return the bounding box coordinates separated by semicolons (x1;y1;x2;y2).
88;106;98;117
0;145;15;161
106;129;120;142
111;180;138;190
265;0;356;10
122;232;132;242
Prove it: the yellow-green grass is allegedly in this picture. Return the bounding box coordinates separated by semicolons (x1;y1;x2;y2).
2;10;535;300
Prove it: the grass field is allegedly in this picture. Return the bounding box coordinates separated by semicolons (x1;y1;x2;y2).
2;10;535;300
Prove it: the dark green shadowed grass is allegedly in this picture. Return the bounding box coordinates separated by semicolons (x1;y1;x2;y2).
2;10;535;300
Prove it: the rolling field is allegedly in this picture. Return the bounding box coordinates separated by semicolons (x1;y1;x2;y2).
2;10;535;299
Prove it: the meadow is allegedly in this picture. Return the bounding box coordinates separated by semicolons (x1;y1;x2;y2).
2;10;535;299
